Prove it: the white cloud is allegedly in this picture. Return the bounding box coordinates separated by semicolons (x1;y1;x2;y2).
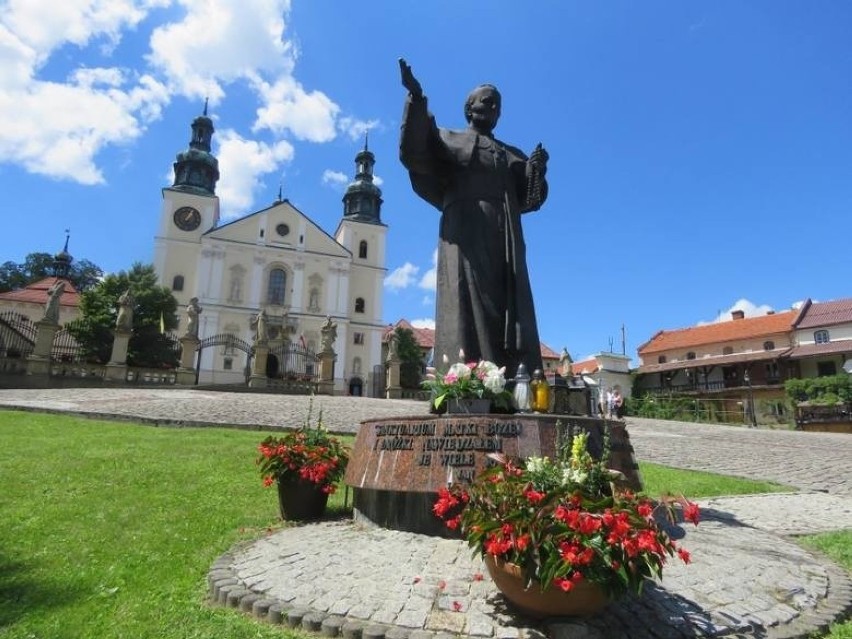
338;116;380;141
148;0;294;102
421;295;433;306
418;248;438;291
215;129;294;217
0;1;169;183
321;169;348;189
384;262;419;291
252;74;340;142
373;174;383;186
410;318;435;330
0;0;381;203
699;298;775;325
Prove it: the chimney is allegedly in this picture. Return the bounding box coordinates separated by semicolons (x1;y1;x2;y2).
732;310;745;320
766;310;775;315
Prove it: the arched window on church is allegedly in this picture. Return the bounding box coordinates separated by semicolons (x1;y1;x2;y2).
267;268;287;306
359;240;368;259
355;297;365;313
172;275;184;292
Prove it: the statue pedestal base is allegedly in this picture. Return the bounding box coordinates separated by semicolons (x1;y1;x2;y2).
25;356;51;377
345;413;642;536
176;368;196;386
248;374;267;389
104;363;127;382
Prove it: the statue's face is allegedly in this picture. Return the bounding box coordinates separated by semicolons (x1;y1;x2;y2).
465;85;501;133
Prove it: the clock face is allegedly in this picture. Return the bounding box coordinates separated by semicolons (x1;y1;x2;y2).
173;206;201;231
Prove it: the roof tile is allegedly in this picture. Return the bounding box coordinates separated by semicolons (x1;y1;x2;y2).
638;311;796;355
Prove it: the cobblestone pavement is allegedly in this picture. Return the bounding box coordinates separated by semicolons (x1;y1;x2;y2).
2;388;851;638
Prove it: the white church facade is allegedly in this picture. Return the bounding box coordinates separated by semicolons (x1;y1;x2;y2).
152;107;387;395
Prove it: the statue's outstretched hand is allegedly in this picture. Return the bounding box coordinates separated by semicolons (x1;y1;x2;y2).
399;58;423;99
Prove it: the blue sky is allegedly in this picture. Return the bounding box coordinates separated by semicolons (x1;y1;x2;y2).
1;1;851;363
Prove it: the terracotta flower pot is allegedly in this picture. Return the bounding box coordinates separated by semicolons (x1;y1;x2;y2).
276;477;329;521
484;556;610;619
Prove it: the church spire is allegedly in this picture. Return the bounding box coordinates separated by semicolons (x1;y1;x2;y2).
172;102;220;195
342;136;382;224
52;229;73;279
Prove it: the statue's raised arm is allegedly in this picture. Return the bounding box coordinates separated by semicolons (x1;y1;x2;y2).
398;58;423;100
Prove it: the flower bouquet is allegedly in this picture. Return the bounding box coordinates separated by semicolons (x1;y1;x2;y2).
433;431;699;615
422;353;514;413
256;405;349;520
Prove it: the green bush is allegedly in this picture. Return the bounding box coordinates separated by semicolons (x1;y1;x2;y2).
785;374;851;405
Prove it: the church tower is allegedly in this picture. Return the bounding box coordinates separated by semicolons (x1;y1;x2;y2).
335;137;388;387
153;103;221;307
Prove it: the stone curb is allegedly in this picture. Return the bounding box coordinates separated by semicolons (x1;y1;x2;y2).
207;534;852;639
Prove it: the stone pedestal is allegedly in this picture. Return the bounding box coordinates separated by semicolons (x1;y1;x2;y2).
177;335;200;387
385;357;401;399
249;341;268;389
26;320;60;377
317;350;335;395
345;414;641;536
108;330;131;366
104;363;128;382
179;335;199;370
32;320;59;358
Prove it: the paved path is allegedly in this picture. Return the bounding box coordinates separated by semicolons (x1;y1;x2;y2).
1;388;851;638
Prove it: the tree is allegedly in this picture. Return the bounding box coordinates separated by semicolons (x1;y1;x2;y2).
68;263;179;367
0;252;104;293
395;326;425;389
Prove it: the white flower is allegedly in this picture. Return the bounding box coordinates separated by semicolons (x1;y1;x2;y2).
447;362;472;380
459;348;466;360
483;371;506;393
526;456;547;473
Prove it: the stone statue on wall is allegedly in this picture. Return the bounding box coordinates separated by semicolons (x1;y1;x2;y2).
251;308;268;344
399;58;549;378
184;297;202;338
43;280;65;324
320;316;337;353
115;290;134;333
386;331;399;363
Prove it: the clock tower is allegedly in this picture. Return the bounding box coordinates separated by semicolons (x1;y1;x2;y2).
153;102;221;306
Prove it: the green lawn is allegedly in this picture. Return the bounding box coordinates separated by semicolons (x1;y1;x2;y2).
0;409;847;638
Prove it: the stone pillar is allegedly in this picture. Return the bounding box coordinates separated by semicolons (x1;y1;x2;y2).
385;357;402;399
317;351;335;396
105;330;131;382
249;341;269;389
26;319;60;376
177;335;200;386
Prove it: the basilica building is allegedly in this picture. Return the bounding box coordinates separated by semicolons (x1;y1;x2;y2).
153;108;387;395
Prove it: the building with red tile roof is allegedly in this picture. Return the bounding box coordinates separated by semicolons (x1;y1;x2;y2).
789;298;852;378
0;277;81;326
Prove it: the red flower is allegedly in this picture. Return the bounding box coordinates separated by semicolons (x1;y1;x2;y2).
683;501;701;526
472;572;484;581
678;548;691;564
523;488;546;504
553;576;574;592
637;502;653;518
437;580;446;590
452;601;462;612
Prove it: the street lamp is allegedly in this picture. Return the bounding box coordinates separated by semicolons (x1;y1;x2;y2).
743;369;757;428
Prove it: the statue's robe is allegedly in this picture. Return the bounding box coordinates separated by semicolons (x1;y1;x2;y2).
400;95;546;377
